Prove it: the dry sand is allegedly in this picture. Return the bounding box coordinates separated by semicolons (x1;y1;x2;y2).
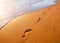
0;0;60;43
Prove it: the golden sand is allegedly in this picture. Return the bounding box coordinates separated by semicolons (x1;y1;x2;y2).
0;0;60;43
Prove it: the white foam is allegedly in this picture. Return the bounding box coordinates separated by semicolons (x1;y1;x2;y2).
0;0;57;29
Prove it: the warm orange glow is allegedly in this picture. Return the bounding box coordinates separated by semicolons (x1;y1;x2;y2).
0;0;60;43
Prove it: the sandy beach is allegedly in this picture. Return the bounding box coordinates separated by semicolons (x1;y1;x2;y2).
0;0;60;43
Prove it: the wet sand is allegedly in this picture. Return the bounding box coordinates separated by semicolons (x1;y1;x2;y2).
0;0;60;43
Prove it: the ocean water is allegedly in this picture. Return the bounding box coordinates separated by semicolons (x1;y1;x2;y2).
0;0;57;29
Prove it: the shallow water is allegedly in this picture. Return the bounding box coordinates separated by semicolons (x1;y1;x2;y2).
0;0;57;29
